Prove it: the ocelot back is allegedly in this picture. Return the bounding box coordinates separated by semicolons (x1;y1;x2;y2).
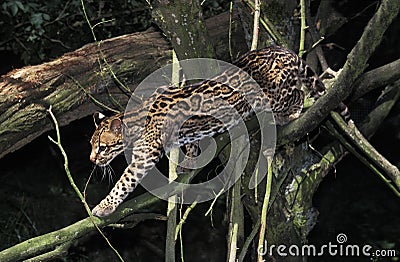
89;45;327;217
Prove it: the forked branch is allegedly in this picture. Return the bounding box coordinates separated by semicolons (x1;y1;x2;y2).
278;0;400;146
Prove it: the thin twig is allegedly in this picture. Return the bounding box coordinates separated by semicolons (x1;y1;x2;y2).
250;0;261;50
47;106;124;262
324;121;400;197
242;0;287;46
238;217;260;262
204;187;225;217
227;173;242;261
108;213;167;229
42;34;72;49
299;0;307;57
228;1;234;61
65;74;120;113
331;112;400;192
166;146;179;262
175;200;198;240
80;0;141;102
305;0;329;71
257;156;273;262
165;50;180;262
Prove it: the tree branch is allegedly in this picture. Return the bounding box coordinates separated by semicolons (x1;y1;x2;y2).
332;111;400;191
0;170;195;262
351;58;400;101
277;0;400;146
326;119;400;197
0;10;246;160
0;28;171;159
152;0;215;59
292;75;400;237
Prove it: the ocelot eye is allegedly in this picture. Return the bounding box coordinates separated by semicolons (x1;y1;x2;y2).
99;145;107;152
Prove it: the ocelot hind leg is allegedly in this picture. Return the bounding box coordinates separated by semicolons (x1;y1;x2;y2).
176;142;200;174
274;88;305;125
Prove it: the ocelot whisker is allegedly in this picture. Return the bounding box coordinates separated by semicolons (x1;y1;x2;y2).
101;166;108;182
106;165;115;186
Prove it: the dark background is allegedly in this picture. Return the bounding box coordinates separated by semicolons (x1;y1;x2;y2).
0;0;399;261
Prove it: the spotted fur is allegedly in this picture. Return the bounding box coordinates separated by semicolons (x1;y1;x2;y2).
90;46;327;217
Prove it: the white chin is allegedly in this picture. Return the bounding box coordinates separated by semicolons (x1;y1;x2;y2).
96;161;108;167
97;158;113;166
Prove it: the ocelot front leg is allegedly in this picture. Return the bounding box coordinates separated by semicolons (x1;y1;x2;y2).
92;136;163;217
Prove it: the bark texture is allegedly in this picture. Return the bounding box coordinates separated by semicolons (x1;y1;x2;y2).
277;0;400;146
0;11;246;160
0;28;170;159
152;0;215;59
1;1;399;261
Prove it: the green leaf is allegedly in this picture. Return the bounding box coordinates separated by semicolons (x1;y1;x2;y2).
2;2;8;12
30;13;43;27
14;1;25;12
10;3;18;16
43;13;50;21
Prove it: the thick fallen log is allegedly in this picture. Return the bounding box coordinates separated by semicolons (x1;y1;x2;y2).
0;27;170;159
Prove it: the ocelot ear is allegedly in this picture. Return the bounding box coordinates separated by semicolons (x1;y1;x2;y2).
109;118;122;135
93;112;106;127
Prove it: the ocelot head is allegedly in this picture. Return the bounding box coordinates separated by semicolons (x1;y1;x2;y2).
89;112;124;166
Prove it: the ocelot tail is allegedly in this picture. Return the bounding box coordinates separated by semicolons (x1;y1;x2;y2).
90;45;333;217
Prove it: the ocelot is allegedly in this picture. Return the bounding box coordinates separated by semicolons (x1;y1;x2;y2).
89;45;330;217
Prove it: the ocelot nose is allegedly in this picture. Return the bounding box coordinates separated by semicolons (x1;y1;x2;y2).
89;152;96;163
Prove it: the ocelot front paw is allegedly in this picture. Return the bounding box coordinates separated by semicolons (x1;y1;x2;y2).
92;201;117;217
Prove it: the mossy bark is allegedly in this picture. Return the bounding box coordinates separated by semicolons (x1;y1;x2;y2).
0;28;171;159
0;10;248;160
152;0;215;59
278;0;400;146
261;0;297;48
1;0;399;261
